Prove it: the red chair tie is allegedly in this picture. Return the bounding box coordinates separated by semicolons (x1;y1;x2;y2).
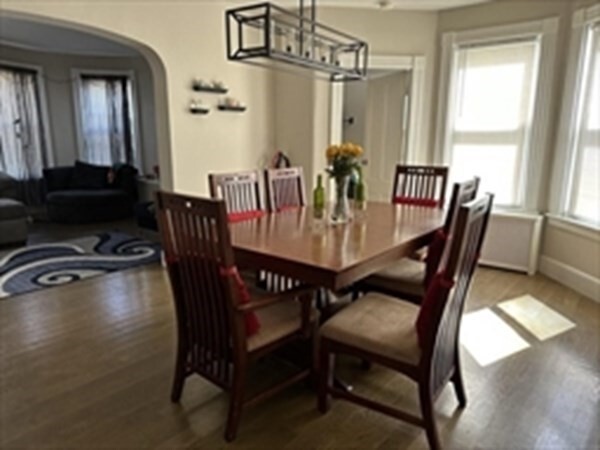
220;265;261;336
415;272;455;348
424;229;448;288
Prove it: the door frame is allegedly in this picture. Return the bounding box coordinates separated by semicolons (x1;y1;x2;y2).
329;54;425;164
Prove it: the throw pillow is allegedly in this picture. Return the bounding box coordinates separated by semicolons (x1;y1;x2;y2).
70;161;110;190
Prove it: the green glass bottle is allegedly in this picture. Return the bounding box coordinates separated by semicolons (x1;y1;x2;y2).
355;166;366;211
313;174;325;219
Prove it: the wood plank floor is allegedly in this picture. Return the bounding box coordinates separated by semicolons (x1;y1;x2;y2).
0;265;598;449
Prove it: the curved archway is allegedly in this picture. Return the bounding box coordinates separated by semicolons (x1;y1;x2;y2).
0;11;173;189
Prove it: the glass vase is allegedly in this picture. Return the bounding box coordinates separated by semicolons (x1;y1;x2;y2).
331;175;352;224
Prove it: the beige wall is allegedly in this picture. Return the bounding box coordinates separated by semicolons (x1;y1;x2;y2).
437;0;599;291
0;1;275;196
0;43;158;173
274;8;438;192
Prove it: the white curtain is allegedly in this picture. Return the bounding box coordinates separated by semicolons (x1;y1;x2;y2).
0;66;47;204
78;76;137;167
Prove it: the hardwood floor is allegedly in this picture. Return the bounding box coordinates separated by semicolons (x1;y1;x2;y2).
0;265;598;449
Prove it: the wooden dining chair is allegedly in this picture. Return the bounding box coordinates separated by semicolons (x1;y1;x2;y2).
156;192;319;442
264;167;306;212
392;165;449;208
318;194;494;450
208;170;264;220
357;177;480;304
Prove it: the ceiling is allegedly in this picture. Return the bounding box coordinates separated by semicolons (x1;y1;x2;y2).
0;0;491;57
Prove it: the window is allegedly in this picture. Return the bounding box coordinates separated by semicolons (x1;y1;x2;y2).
76;73;138;167
565;23;600;225
445;39;540;207
0;64;49;204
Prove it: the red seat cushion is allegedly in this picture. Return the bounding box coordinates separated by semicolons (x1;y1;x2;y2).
227;210;265;223
393;196;439;208
415;273;455;348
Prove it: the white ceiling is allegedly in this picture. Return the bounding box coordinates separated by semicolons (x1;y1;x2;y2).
0;0;491;57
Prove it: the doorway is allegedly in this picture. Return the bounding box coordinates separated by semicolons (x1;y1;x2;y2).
342;69;412;201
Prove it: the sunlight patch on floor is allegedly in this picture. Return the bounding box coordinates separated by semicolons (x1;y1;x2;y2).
460;308;530;366
497;295;576;341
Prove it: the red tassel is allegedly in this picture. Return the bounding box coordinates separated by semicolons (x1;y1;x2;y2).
220;265;261;336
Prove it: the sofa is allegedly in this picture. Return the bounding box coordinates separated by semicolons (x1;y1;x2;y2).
0;171;28;246
44;161;138;224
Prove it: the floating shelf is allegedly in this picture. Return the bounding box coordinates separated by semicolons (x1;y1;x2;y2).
192;84;228;94
217;105;247;112
189;107;210;115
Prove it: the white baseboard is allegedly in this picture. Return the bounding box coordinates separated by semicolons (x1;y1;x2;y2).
539;255;600;302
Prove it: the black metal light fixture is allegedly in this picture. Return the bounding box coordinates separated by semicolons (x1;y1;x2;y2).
225;1;368;81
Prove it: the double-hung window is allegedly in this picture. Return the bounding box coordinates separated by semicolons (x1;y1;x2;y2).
437;19;557;211
563;20;600;225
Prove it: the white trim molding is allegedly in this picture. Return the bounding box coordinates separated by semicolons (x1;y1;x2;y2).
435;17;559;211
539;256;600;303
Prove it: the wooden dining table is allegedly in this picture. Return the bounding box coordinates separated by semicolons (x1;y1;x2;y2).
230;202;445;290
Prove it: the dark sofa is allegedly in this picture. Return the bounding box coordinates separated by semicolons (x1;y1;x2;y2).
44;161;138;224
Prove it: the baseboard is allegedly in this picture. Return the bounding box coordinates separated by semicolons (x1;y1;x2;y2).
539;255;600;302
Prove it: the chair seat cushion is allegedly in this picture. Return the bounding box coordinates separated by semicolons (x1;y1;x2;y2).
0;198;27;220
248;301;318;352
47;189;130;206
362;258;426;299
320;292;421;365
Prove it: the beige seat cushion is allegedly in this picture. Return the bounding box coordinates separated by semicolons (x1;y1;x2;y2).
320;292;421;365
248;300;318;352
362;257;426;299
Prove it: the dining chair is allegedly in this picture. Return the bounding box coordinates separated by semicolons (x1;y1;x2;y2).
264;166;306;212
318;193;493;450
208;170;264;221
357;177;480;304
156;191;319;442
392;165;449;208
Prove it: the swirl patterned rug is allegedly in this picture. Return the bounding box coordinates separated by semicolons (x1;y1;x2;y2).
0;232;161;299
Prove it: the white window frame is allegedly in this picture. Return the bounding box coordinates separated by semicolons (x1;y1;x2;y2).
0;59;55;168
435;18;558;212
550;4;600;229
71;68;142;169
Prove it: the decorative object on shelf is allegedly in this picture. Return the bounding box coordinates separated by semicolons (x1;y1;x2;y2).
189;99;210;114
225;1;368;82
325;142;364;224
217;96;246;112
192;78;228;94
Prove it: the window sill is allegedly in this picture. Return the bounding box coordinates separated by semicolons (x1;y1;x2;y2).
545;214;600;242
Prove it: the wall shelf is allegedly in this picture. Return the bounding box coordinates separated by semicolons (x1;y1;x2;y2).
217;105;246;112
192;84;228;94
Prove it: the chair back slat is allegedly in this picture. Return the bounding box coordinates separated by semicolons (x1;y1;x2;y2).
209;170;263;213
421;194;493;395
392;165;448;208
156;192;243;388
265;167;306;212
442;177;480;234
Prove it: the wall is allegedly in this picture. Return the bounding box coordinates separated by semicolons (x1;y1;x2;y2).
0;1;275;196
437;0;599;300
0;43;158;174
274;7;438;192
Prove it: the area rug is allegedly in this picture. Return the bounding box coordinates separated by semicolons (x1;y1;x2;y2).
0;232;161;299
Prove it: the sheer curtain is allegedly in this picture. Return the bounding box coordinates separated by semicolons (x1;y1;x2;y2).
78;75;137;167
0;66;47;204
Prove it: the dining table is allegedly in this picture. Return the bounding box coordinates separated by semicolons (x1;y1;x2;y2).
230;201;445;290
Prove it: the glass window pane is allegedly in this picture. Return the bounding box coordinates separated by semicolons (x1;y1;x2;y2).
573;145;600;223
585;42;600;130
451;144;520;206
